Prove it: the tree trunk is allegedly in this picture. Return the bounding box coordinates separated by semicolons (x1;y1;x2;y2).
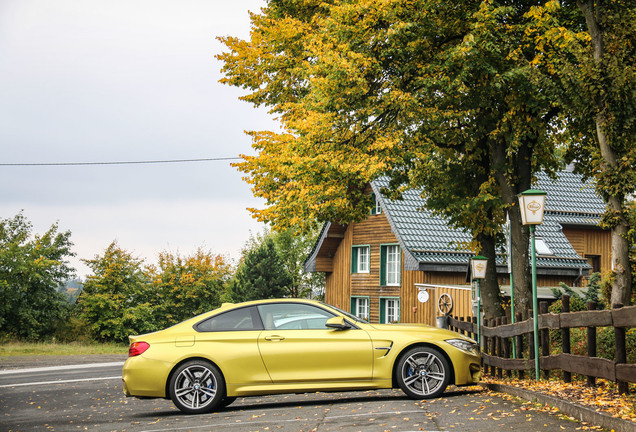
477;232;504;319
578;0;633;307
610;222;632;306
509;207;532;318
491;138;533;318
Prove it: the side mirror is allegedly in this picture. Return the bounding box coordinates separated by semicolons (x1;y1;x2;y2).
325;316;349;330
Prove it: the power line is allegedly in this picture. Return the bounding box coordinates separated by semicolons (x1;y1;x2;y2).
0;157;243;167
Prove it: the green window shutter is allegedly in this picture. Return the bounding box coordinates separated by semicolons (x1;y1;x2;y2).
350;297;356;314
351;247;358;273
370;193;377;215
397;250;402;284
379;246;387;286
379;298;386;324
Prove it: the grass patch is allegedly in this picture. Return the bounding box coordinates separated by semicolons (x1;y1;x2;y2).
0;341;127;357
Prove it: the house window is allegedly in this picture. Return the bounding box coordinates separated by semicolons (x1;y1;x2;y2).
380;298;400;323
351;245;370;273
370;193;382;215
350;296;370;321
535;237;554;256
380;244;400;286
585;255;601;273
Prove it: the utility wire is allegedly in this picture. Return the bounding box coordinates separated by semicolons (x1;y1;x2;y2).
0;157;243;167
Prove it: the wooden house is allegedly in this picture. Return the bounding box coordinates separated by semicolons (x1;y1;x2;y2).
304;171;611;326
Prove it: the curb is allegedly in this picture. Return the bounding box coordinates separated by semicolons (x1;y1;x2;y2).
483;383;636;432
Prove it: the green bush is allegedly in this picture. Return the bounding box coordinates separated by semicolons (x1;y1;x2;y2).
549;274;606;314
550;324;636;364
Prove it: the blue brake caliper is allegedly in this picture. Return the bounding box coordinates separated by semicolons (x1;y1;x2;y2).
204;381;215;401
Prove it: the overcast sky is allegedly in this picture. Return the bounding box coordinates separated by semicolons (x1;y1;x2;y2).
0;0;276;277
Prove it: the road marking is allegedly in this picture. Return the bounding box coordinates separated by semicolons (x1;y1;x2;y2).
140;409;426;432
0;375;122;388
0;361;125;375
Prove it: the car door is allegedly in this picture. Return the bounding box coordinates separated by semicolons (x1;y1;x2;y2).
195;306;271;385
256;302;374;383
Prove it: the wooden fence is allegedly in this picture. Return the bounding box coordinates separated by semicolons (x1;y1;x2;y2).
447;296;636;394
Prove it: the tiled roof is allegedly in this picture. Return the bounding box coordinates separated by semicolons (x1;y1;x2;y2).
373;177;472;254
536;171;605;215
372;171;602;272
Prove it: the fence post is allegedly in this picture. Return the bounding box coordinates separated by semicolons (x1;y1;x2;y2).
459;316;465;335
528;308;535;378
483;318;490;376
496;317;503;379
490;318;497;377
561;295;571;383
614;303;628;394
587;301;597;387
515;312;524;380
503;316;512;378
540;301;550;380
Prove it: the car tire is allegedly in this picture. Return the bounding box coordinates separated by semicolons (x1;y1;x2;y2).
396;346;450;399
219;396;237;408
168;360;225;414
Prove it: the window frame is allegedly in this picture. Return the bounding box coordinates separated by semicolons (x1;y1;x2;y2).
350;296;370;321
380;297;400;324
370;193;382;215
351;245;371;274
380;244;401;286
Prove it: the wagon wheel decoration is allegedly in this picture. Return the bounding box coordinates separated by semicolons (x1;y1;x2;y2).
437;293;453;316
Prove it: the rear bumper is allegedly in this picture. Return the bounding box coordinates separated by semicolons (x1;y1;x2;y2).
122;356;171;398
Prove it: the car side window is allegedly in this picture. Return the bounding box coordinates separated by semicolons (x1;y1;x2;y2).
257;303;335;330
195;306;263;332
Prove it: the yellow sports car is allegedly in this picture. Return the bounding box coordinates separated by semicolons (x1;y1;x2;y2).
122;299;481;414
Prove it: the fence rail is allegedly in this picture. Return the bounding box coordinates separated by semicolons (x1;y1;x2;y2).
447;298;635;394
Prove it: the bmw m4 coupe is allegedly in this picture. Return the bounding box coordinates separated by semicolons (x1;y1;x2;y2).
122;299;481;414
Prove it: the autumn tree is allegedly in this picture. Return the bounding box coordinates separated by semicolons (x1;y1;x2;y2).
78;242;157;342
151;249;233;325
0;212;75;340
219;0;573;318
573;0;634;307
517;0;635;306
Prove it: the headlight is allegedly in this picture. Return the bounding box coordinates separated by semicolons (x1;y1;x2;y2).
445;338;479;355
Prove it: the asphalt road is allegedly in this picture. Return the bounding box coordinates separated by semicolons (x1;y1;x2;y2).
0;360;603;432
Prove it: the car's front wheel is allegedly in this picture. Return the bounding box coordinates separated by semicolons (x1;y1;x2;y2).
168;360;225;414
396;347;450;399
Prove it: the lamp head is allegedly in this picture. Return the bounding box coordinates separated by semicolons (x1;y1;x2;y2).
517;189;546;225
471;255;488;279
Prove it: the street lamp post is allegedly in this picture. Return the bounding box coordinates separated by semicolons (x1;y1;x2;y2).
471;255;488;350
518;189;546;381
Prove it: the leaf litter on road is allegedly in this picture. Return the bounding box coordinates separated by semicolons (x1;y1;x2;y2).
483;376;636;424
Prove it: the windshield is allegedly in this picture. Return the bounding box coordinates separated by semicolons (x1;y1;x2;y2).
321;301;369;324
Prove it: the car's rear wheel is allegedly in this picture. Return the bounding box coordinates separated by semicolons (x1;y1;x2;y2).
168;360;225;414
219;396;237;408
396;347;450;399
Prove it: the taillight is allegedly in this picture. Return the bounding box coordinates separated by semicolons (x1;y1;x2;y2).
128;341;150;357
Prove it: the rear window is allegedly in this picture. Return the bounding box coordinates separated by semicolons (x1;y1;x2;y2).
195;306;263;332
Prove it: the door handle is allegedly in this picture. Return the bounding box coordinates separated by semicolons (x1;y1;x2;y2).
264;335;285;341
